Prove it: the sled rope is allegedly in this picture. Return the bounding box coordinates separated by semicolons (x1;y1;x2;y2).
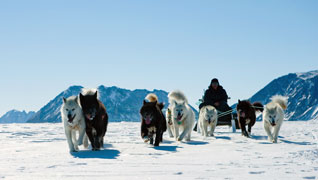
217;109;235;118
214;105;263;119
251;106;264;110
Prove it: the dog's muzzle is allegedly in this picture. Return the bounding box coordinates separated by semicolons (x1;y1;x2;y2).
240;112;246;118
85;114;95;121
144;115;152;125
176;114;183;124
67;114;76;123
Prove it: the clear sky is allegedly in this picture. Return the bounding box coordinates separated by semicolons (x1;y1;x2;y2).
0;0;317;116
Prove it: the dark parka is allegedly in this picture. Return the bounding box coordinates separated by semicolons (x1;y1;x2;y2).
199;85;229;110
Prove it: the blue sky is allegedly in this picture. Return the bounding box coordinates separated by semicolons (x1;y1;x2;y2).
0;0;317;116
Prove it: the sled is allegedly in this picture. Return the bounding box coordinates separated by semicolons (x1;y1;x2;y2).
196;97;239;133
216;109;239;133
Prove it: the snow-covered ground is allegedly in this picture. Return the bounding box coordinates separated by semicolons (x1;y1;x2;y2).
0;120;317;180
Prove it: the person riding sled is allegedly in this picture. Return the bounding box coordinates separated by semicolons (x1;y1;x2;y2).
194;78;232;131
199;78;230;113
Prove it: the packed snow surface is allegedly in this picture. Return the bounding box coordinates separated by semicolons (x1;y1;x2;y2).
0;120;317;179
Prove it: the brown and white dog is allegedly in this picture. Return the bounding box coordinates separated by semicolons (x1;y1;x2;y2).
140;93;167;146
236;100;263;137
79;89;108;151
165;108;174;138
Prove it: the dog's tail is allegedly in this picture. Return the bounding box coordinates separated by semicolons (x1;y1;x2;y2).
81;88;99;98
145;93;158;103
252;102;264;112
168;90;188;104
271;95;288;110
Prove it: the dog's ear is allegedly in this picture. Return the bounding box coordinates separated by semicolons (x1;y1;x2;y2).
153;100;158;105
94;91;98;99
74;96;78;103
63;97;67;103
143;100;147;105
80;93;85;104
157;102;164;110
238;99;241;103
174;101;178;106
206;107;209;112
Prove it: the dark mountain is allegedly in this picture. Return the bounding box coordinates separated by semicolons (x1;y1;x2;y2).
27;85;198;123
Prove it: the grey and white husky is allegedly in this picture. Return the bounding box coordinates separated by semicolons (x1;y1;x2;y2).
61;96;88;152
199;105;218;137
263;95;288;143
168;90;195;141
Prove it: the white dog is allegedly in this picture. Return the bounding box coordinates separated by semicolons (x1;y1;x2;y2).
263;95;288;143
168;90;195;141
61;96;88;152
199;105;218;137
165;108;174;138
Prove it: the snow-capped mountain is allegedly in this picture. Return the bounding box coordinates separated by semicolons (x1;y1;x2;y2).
250;70;318;121
27;85;198;123
7;70;318;123
0;110;35;123
27;86;83;123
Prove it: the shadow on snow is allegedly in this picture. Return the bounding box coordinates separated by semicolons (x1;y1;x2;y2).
153;145;180;152
280;139;312;146
183;140;209;145
71;149;120;159
215;136;231;140
252;135;268;141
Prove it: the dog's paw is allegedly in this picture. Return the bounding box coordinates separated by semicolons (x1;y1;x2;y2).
177;137;183;141
143;136;149;143
242;132;249;138
77;140;83;146
272;139;277;143
83;142;89;149
92;148;100;151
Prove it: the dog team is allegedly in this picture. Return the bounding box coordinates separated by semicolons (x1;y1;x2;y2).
61;78;288;152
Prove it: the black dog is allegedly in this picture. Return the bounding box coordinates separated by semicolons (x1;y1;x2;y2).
140;101;167;146
236;100;263;137
79;90;108;151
